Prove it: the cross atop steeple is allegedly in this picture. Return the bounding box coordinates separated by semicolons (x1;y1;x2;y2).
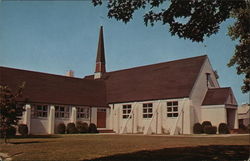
94;26;106;79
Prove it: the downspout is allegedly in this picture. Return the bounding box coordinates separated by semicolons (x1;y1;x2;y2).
89;107;92;124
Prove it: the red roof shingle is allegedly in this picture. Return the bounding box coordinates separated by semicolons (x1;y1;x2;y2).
86;55;207;103
202;87;233;105
0;67;107;107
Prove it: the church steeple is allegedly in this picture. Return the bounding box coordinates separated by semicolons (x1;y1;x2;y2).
94;26;106;79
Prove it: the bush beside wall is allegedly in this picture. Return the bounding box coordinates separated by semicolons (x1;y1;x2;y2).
201;121;212;133
18;124;28;136
66;123;78;134
88;123;98;133
204;126;217;134
218;123;229;134
193;123;203;134
57;123;66;134
76;121;89;133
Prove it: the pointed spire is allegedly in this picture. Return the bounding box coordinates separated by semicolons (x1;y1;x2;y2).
94;26;106;79
96;26;106;64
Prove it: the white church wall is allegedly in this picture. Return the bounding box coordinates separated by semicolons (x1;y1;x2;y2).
201;105;227;127
190;58;220;124
110;98;192;135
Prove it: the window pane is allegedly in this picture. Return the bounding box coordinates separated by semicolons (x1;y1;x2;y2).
167;113;172;117
143;114;148;118
128;110;131;113
60;107;64;111
37;105;42;110
148;108;152;113
173;101;178;106
143;104;147;107
173;107;178;111
167;107;172;112
167;102;172;106
173;113;178;117
148;114;153;118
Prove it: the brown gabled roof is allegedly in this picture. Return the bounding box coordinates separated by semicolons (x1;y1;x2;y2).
85;55;207;103
202;87;235;106
0;66;107;107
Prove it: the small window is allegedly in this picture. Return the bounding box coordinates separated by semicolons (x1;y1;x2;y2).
77;107;89;119
55;106;69;118
31;104;48;118
122;104;132;119
143;103;153;118
166;101;178;118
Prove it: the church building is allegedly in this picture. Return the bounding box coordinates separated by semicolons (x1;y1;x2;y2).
0;26;239;135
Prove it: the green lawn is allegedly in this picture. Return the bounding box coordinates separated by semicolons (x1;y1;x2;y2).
0;134;249;161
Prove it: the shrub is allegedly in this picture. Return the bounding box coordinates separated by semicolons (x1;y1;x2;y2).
0;126;16;138
88;123;98;133
204;126;217;134
218;123;229;134
18;124;28;136
201;121;212;132
66;123;78;134
193;123;203;134
76;121;89;133
57;123;66;134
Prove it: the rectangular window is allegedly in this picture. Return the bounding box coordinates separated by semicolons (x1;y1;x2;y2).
77;107;89;119
122;104;132;119
143;103;153;118
31;104;48;118
167;101;178;118
55;106;70;118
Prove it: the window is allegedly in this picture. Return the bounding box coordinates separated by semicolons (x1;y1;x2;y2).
122;104;132;119
167;101;178;118
143;103;153;118
77;107;89;119
31;104;48;118
55;106;69;118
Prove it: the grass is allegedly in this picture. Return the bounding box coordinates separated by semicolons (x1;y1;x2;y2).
0;134;249;161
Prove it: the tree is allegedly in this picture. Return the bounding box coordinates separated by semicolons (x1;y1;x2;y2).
92;0;249;93
0;82;25;143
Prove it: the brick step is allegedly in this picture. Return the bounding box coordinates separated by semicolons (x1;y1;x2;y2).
98;129;115;133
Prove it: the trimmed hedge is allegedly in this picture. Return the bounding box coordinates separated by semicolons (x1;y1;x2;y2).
18;124;28;136
76;121;89;133
201;121;212;133
218;123;229;134
193;123;203;134
88;123;98;133
204;126;217;134
57;123;66;134
66;123;78;134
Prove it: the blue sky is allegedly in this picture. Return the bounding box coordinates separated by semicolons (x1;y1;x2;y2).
0;1;248;104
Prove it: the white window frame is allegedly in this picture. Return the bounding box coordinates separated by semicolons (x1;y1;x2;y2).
31;104;48;118
122;104;132;119
142;103;153;119
167;101;178;118
55;106;70;118
77;107;90;119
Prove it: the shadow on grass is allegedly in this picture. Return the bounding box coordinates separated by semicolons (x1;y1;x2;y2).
10;141;46;144
83;145;250;161
13;134;62;139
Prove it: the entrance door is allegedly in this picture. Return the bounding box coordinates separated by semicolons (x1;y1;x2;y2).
97;109;106;128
